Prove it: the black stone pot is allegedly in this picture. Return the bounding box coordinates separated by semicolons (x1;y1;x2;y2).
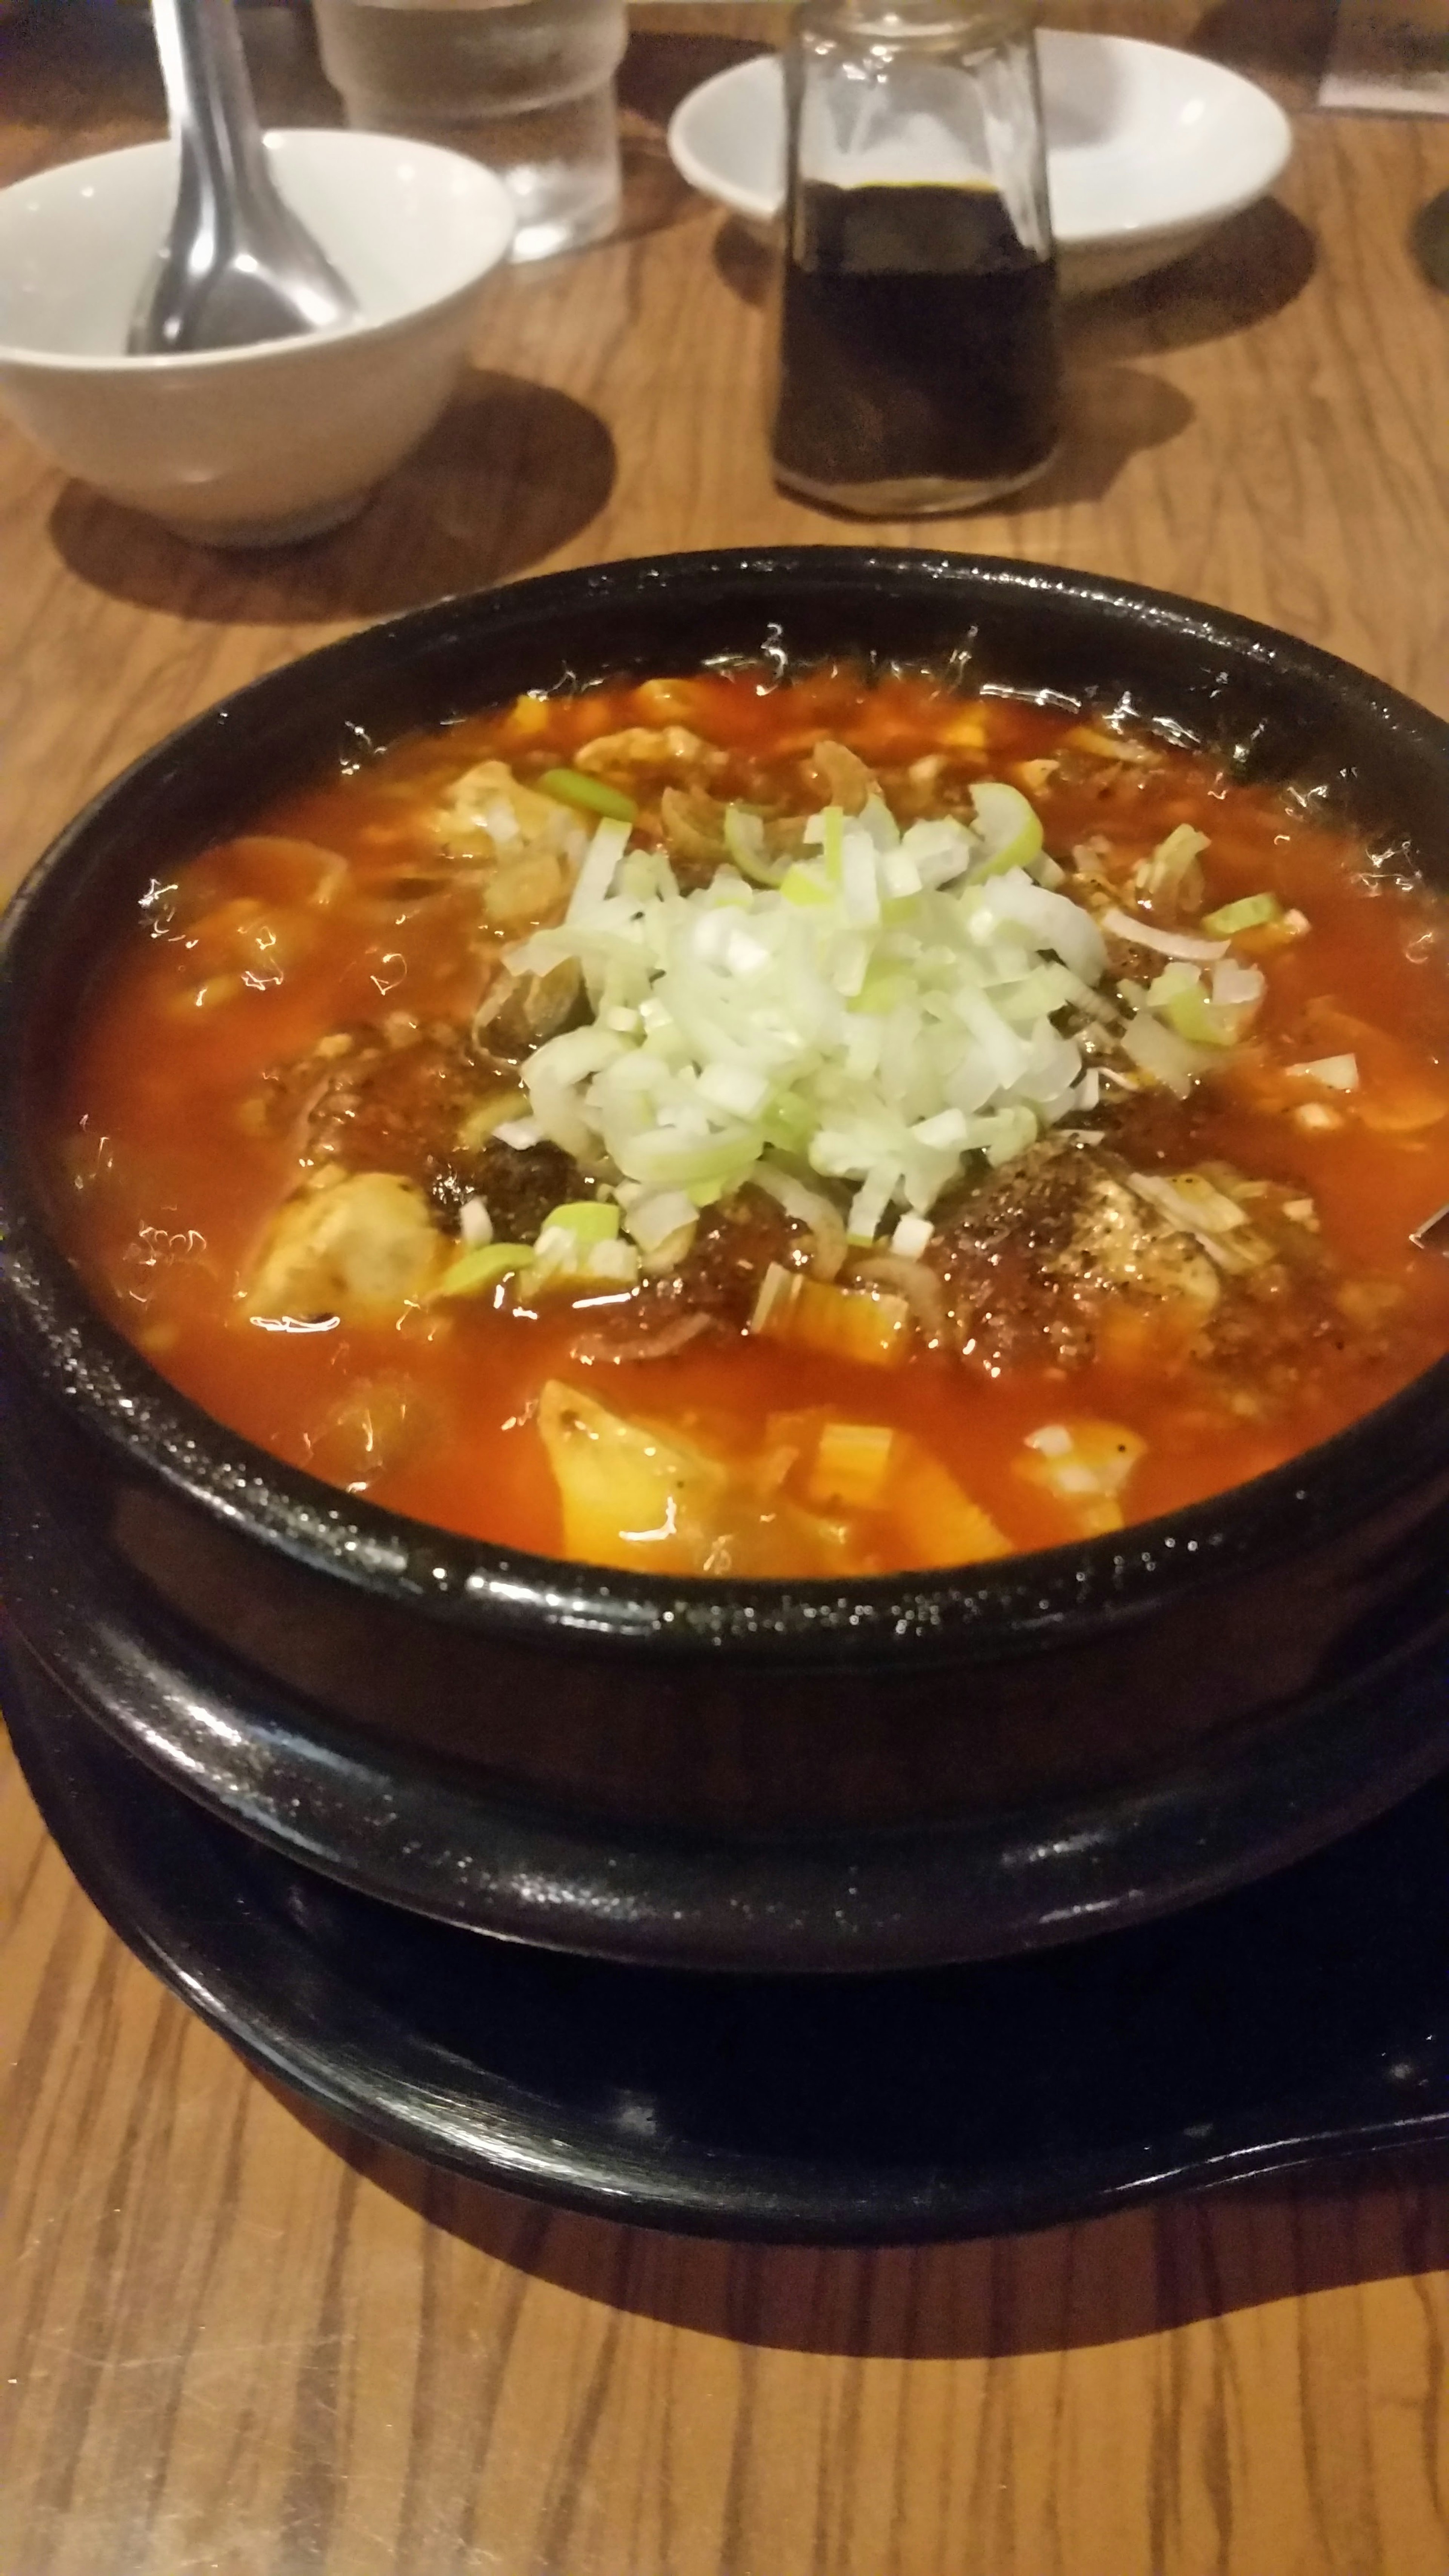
5;548;1449;1974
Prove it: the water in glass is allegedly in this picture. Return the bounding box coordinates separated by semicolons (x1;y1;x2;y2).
312;0;626;262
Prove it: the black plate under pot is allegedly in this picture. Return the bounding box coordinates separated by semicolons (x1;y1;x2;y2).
8;1630;1449;2244
5;548;1449;1974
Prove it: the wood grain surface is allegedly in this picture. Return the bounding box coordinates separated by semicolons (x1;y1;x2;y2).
5;3;1449;2569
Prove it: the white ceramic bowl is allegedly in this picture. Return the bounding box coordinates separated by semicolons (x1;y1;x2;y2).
668;33;1292;299
0;130;515;546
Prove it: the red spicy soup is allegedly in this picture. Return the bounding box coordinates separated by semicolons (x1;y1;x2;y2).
49;667;1449;1576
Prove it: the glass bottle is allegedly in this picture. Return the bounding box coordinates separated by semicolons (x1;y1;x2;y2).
769;0;1061;516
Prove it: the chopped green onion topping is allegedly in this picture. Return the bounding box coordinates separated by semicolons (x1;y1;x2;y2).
723;802;789;888
1140;824;1209;902
538;1199;620;1247
1162;985;1242;1048
1200;892;1283;937
434;1243;532;1299
539;767;637;824
779;863;832;908
506;780;1117;1233
970;780;1044;876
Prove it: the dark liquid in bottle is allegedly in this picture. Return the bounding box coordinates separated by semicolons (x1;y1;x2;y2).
772;181;1060;500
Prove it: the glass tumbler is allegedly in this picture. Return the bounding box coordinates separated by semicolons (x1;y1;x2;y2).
769;0;1062;515
311;0;628;263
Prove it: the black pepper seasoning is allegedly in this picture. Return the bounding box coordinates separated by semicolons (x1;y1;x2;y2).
770;0;1062;515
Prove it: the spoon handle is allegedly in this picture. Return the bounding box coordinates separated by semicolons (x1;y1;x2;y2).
133;0;357;352
149;0;273;227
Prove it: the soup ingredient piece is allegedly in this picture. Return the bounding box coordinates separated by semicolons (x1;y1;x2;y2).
538;767;637;824
723;803;789;889
1018;1418;1146;1536
1200;891;1282;937
146;835;349;937
520;1202;642;1297
558;1185;811;1363
809;1419;896;1507
266;1023;602;1255
543;1198;621;1249
886;1443;1012;1567
780;863;834;910
531;1381;990;1576
1121;1008;1213;1097
927;1138;1221;1372
751;1264;913;1367
538;1383;858;1574
469;1103;534;1147
438;759;580;859
434;1242;532;1300
274;1024;484;1185
1134;825;1208;918
567;816;633;923
617;1187;698;1267
220;834;350;913
436;1196;639;1303
304;1376;429;1490
571;1308;714;1366
245;1169;445;1324
1146;960;1265;1049
575;727;727;786
180;896;317;987
807;740;876;814
803;1419;1009;1561
1212;961;1266;1010
538;1380;729;1572
1286;1054;1360;1092
1100;906;1228;964
970;782;1044;876
509;786;1108;1235
1124;1170;1275;1276
1240;1002;1449;1134
1065;723;1156;764
434;1135;592;1241
660;786;729;874
891;1212;934;1260
624;1186;810;1338
499;690;552;739
851;1249;949;1341
1152;977;1237;1050
748;1166;848;1279
483;850;567;930
474;958;586;1060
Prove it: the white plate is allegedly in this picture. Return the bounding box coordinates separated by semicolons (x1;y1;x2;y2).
668;32;1292;297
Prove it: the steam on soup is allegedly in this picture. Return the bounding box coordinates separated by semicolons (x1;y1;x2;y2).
49;666;1449;1576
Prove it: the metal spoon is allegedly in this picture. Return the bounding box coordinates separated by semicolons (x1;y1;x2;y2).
129;0;358;357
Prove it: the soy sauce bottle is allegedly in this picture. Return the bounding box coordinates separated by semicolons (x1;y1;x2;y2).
770;0;1061;515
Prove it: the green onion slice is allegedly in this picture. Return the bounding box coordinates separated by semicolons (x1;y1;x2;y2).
723;803;789;888
538;1199;621;1248
539;768;637;824
434;1243;532;1299
1200;892;1282;937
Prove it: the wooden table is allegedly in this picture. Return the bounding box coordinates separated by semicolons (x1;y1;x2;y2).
5;5;1449;2568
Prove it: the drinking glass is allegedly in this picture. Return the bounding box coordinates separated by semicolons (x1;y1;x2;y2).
311;0;627;263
